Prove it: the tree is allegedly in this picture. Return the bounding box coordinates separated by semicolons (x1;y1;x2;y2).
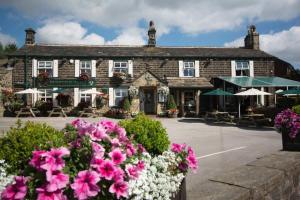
4;43;17;54
167;95;177;110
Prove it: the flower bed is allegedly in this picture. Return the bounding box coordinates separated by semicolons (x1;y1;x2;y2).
0;119;197;199
275;109;300;151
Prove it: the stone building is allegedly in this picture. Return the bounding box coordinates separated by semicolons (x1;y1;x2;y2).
8;21;300;116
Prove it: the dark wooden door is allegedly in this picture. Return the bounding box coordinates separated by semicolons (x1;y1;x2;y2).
144;89;155;114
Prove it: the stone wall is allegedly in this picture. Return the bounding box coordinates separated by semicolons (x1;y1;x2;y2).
12;57;277;89
191;151;300;200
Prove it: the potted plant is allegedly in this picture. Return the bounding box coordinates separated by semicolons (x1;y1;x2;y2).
79;72;90;81
120;97;131;119
275;109;300;151
37;72;49;85
128;86;139;99
167;95;178;118
113;72;127;80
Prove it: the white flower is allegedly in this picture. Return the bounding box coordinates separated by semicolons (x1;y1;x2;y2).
0;160;14;193
128;152;185;200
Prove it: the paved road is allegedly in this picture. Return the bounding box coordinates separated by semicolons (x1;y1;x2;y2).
0;117;281;198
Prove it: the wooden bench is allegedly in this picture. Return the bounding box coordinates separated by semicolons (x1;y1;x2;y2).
48;107;67;117
79;108;97;118
16;107;36;117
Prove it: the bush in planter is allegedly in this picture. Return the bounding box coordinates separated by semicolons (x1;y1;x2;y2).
0;121;67;175
1;119;197;199
122;97;131;113
292;105;300;114
77;101;90;110
35;100;53;115
167;95;177;110
119;113;170;155
1;119;146;200
275;109;300;151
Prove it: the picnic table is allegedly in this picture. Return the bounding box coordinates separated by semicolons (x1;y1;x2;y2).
204;111;235;123
48;107;68;117
79;107;97;118
16;107;36;117
238;113;271;127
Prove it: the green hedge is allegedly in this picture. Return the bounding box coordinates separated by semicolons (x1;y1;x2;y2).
292;105;300;114
0;120;67;174
119;113;170;155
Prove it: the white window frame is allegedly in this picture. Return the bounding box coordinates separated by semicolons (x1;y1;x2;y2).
80;61;92;76
38;89;53;102
114;88;128;106
37;61;53;77
235;60;250;77
79;89;92;103
113;61;128;74
183;61;195;77
158;93;167;103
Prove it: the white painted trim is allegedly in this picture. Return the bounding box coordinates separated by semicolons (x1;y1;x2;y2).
32;59;37;77
249;60;254;77
91;88;97;107
109;88;114;107
91;60;96;77
74;88;79;106
195;60;200;77
108;60;113;77
53;60;58;77
128;60;133;76
231;60;236;77
178;60;184;77
53;87;58;106
75;60;80;77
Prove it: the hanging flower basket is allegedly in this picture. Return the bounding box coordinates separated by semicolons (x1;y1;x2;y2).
37;72;49;85
157;86;170;96
79;73;90;81
113;72;127;80
128;86;139;98
275;109;300;151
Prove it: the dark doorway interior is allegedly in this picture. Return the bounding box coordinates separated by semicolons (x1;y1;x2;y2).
143;88;155;114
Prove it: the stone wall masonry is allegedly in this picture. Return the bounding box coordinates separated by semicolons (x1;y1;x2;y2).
191;151;300;200
12;57;277;89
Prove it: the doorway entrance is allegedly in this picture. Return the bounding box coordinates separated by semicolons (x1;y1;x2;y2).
143;88;155;114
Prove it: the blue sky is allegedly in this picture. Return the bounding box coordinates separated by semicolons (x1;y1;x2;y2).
0;0;300;68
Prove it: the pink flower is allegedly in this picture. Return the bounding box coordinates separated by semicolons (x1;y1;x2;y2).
114;126;126;139
98;160;115;180
109;148;126;165
126;143;136;157
109;181;128;199
29;150;46;171
125;164;140;180
187;146;198;172
71;170;100;200
136;161;145;171
90;156;104;170
111;138;121;147
1;176;27;200
36;186;66;200
137;144;146;153
100;120;117;132
45;171;69;192
90;124;107;141
91;142;105;158
113;167;125;182
71;119;81;127
41;147;70;171
171;143;186;153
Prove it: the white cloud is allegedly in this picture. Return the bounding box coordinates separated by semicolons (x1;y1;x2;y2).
36;20;105;45
0;32;17;45
2;0;300;35
36;20;146;45
224;26;300;67
106;28;146;45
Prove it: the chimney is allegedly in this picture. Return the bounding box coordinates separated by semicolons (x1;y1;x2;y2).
244;25;259;50
25;28;36;45
148;21;156;47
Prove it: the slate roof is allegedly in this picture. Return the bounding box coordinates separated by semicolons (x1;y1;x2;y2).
10;44;275;59
167;77;213;88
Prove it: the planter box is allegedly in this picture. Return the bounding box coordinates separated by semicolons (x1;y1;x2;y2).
171;178;186;200
282;132;300;151
168;113;178;118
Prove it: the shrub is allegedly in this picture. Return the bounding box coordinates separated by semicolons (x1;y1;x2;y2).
119;113;170;155
77;101;90;110
0;120;67;174
35;100;53;115
167;95;177;110
292;105;300;114
122;97;131;112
